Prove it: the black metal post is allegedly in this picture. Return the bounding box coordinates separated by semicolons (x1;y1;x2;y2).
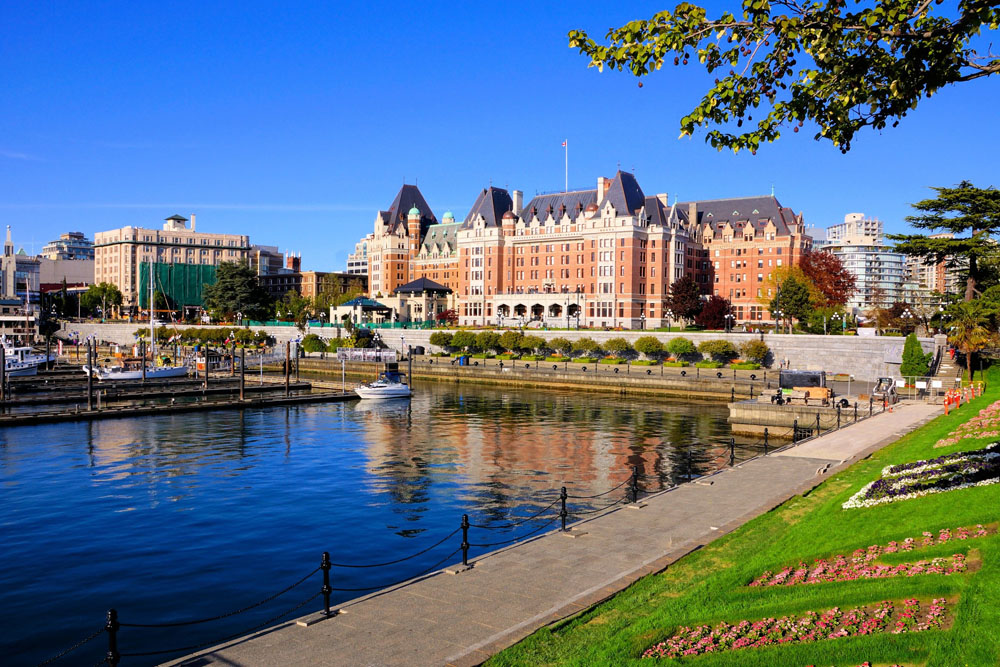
0;345;5;403
854;401;858;422
630;465;640;502
731;386;735;402
105;608;120;667
461;514;470;567
749;382;753;399
685;451;693;481
45;335;50;370
816;412;820;435
321;552;332;617
792;419;798;443
560;486;568;531
231;343;236;377
87;341;93;411
729;437;735;466
240;347;245;401
764;428;769;455
869;396;873;416
837;405;841;429
285;341;291;397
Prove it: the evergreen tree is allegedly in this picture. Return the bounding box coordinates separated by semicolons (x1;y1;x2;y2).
899;333;931;378
890;181;1000;301
201;260;273;321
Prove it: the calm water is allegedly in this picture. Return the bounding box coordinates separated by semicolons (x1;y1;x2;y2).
0;382;747;665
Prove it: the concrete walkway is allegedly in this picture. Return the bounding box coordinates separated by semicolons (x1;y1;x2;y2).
168;401;941;667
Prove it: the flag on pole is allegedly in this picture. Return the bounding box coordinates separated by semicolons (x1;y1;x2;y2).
562;141;566;147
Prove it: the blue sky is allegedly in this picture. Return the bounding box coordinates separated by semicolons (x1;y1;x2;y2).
2;1;997;270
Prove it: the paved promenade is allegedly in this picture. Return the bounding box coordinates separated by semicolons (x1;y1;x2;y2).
169;401;941;667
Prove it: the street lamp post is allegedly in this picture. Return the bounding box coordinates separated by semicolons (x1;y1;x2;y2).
665;308;674;332
724;312;734;333
639;313;645;331
774;309;784;335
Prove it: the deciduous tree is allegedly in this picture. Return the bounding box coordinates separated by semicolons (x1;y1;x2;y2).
634;335;665;359
695;295;733;329
800;250;855;307
769;276;812;330
669;275;703;325
569;2;1000;153
666;336;697;359
80;282;123;318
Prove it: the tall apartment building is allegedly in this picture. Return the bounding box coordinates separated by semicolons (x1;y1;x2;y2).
828;213;883;245
347;235;372;275
40;231;94;260
358;172;812;327
904;232;962;296
94;214;250;310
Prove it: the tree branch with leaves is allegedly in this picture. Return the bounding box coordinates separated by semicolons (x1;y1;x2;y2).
569;1;999;153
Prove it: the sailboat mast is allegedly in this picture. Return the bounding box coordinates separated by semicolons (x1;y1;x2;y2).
149;261;154;358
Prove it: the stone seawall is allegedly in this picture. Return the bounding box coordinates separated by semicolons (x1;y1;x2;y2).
59;322;940;382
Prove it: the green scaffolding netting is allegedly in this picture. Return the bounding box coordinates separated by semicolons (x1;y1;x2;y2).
138;262;217;309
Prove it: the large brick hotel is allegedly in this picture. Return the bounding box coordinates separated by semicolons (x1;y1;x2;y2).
356;171;813;327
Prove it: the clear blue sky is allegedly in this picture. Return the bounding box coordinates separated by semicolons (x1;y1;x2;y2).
2;1;997;270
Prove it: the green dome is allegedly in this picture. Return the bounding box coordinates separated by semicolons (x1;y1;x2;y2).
443;210;454;220
408;205;421;217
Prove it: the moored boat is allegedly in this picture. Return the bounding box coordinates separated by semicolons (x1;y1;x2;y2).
354;371;412;399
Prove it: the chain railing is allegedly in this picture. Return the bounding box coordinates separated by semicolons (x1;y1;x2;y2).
35;395;903;665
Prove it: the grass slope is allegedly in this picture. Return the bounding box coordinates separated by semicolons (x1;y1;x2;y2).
487;368;1000;667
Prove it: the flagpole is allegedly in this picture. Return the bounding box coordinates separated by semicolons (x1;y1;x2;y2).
564;140;568;192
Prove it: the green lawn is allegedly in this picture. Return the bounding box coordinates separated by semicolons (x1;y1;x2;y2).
487;368;1000;667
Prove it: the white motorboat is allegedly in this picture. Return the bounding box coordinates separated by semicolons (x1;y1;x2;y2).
1;337;56;370
354;371;412;399
4;359;37;377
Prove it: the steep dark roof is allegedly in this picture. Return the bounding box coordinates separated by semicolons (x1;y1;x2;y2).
380;184;437;236
419;222;460;254
460;187;513;229
520;189;597;222
644;196;670;227
676;195;797;236
393;277;452;295
597;171;646;215
341;296;390;310
164;214;188;222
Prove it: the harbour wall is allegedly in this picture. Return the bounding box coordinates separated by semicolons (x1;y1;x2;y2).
58;322;941;382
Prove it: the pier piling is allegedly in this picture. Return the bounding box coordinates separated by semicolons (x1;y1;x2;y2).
240;348;245;401
86;341;93;411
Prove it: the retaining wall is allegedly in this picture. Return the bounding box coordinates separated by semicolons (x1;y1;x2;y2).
58;322;940;382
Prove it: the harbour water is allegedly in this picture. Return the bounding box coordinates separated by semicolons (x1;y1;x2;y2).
0;381;751;665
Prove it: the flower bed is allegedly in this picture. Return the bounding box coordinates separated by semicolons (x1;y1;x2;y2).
935;399;1000;447
642;598;948;659
748;524;988;587
842;443;1000;509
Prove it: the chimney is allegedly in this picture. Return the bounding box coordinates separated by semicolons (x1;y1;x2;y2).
190;214;196;232
656;193;669;207
597;177;611;203
512;190;523;216
688;202;697;226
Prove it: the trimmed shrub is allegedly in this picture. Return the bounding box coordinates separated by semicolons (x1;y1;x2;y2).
695;360;724;368
545;355;568;362
548;337;573;355
730;362;761;370
519;335;547;354
572;337;602;357
631;359;658;366
496;352;520;360
603;337;634;357
634;336;664;360
739;339;770;365
499;330;523;353
451;330;477;352
429;331;454;349
663;361;689;367
300;334;327;353
475;331;503;354
698;339;738;362
598;357;626;364
572;357;598;363
520;354;545;361
666;336;697;359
